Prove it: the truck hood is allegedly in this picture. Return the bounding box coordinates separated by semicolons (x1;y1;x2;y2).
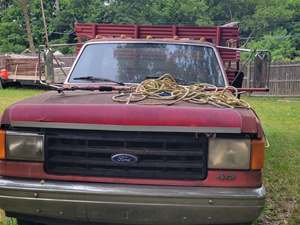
1;91;261;134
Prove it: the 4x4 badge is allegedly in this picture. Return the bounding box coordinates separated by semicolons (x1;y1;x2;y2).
216;174;236;181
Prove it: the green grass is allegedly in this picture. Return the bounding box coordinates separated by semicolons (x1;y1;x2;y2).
0;89;299;224
0;88;44;225
245;97;300;225
0;218;16;225
0;88;44;113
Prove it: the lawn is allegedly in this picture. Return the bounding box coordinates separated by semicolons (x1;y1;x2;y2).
0;88;44;113
0;89;299;225
0;88;43;225
245;97;300;225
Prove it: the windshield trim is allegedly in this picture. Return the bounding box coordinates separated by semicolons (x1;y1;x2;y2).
65;41;228;86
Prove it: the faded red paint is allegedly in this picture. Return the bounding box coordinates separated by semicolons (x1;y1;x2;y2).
0;161;262;187
3;103;258;133
0;89;261;135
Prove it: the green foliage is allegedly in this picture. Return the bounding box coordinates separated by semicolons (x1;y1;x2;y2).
207;0;257;25
0;0;299;61
242;29;300;62
0;1;27;53
208;0;300;61
89;0;211;25
243;0;295;33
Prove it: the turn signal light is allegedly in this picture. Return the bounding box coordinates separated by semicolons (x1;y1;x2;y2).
0;130;5;159
251;138;265;170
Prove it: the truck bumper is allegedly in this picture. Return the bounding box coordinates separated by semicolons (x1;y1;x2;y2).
0;177;265;225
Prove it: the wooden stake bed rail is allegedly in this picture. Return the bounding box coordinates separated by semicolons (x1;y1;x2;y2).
75;23;240;84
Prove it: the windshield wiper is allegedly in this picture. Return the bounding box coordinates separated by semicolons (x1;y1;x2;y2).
73;76;125;86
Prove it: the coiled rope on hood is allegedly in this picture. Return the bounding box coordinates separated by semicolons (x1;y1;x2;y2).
112;74;250;108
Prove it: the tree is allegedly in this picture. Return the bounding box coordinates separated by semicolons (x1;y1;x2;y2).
18;0;35;52
207;0;257;25
245;29;299;62
0;1;27;53
101;0;211;25
55;0;60;11
0;0;300;61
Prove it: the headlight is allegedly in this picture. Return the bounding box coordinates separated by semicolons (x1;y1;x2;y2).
5;131;44;161
208;138;251;169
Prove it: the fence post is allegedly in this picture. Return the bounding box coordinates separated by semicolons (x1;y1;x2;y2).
246;63;251;96
44;49;54;83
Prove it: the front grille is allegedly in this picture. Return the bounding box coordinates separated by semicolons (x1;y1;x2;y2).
45;130;208;180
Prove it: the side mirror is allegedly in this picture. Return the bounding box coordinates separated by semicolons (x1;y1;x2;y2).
232;71;244;88
253;51;271;88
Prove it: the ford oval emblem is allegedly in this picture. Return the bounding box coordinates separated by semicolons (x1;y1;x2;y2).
111;154;138;164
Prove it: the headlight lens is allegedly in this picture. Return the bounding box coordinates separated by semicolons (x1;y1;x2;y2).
208;138;251;169
6;131;44;161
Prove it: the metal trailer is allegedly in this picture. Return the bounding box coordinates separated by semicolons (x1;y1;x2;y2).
0;54;75;88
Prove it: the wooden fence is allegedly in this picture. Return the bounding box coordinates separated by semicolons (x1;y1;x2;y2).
244;62;300;96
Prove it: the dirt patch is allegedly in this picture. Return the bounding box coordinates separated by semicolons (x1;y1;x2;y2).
258;196;297;225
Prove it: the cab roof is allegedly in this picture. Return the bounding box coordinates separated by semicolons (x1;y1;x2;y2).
86;37;216;47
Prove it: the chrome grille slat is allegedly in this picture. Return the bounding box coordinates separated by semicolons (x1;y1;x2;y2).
47;145;204;156
48;156;205;168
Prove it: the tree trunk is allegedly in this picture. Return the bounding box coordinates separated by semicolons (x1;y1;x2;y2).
55;0;60;11
19;0;35;53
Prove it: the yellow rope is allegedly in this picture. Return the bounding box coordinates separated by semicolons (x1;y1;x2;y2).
112;74;250;108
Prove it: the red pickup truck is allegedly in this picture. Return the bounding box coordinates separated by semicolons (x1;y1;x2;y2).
0;24;266;225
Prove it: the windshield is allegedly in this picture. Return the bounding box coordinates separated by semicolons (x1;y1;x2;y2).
68;43;225;86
